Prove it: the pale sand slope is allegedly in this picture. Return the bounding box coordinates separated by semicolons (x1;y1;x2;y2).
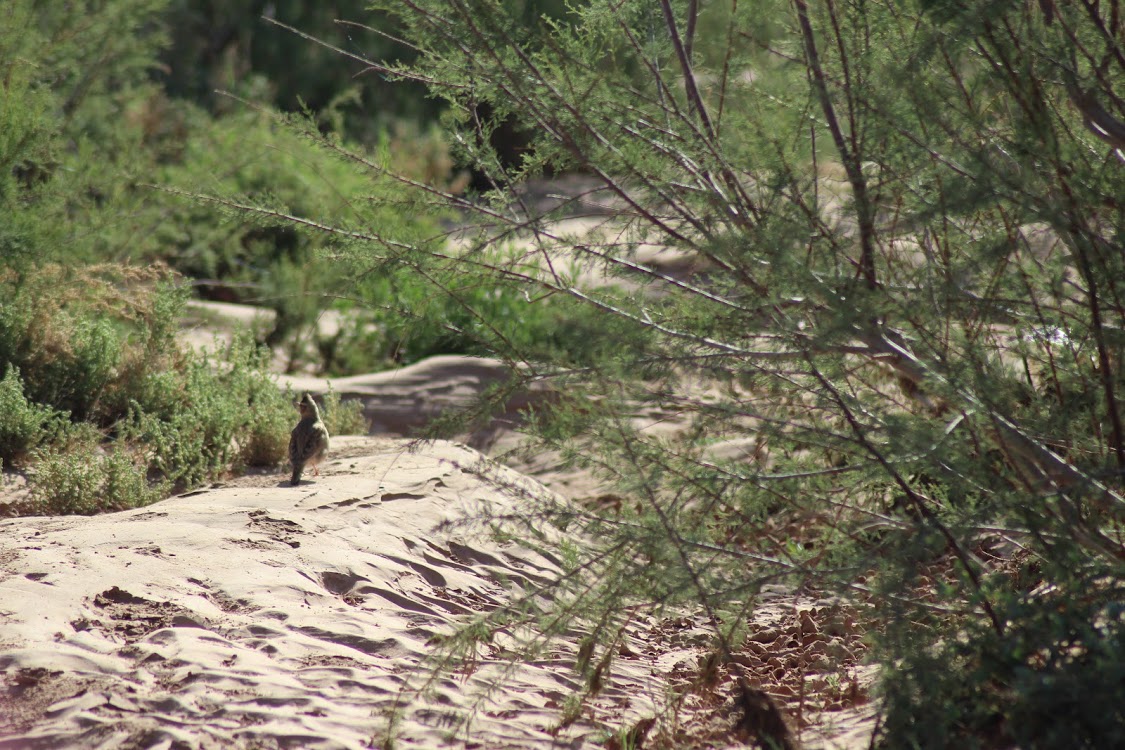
0;437;662;749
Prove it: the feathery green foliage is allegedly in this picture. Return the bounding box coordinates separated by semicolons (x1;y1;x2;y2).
275;0;1125;745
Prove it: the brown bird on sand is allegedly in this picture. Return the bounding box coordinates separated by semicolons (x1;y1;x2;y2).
289;393;329;486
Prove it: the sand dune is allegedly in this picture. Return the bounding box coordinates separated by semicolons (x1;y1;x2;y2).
1;386;878;749
0;437;663;749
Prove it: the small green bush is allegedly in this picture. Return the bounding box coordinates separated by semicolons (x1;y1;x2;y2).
321;387;368;436
28;442;165;516
330;265;650;374
125;336;293;487
212;338;294;470
1;265;293;511
239;384;295;468
31;316;122;420
28;446;102;516
0;264;176;424
127;397;239;490
0;368;65;468
878;576;1125;750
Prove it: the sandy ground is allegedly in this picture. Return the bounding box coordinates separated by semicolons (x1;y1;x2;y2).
0;437;669;749
1;431;878;750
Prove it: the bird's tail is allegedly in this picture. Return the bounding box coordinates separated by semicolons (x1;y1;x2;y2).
290;467;302;486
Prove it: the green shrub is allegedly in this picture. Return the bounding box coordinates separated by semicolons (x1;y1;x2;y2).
0;265;293;509
878;574;1125;750
0;264;176;423
28;446;103;516
331;265;649;374
321;386;368;436
127;393;239;489
28;442;165;516
124;335;292;487
239;407;293;468
212;338;293;470
239;383;294;468
32;317;122;420
0;368;65;468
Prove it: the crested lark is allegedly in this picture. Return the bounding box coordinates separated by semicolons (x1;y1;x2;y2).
289;392;330;486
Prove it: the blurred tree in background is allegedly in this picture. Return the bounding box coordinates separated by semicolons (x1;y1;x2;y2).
158;0;438;141
1;0;467;374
